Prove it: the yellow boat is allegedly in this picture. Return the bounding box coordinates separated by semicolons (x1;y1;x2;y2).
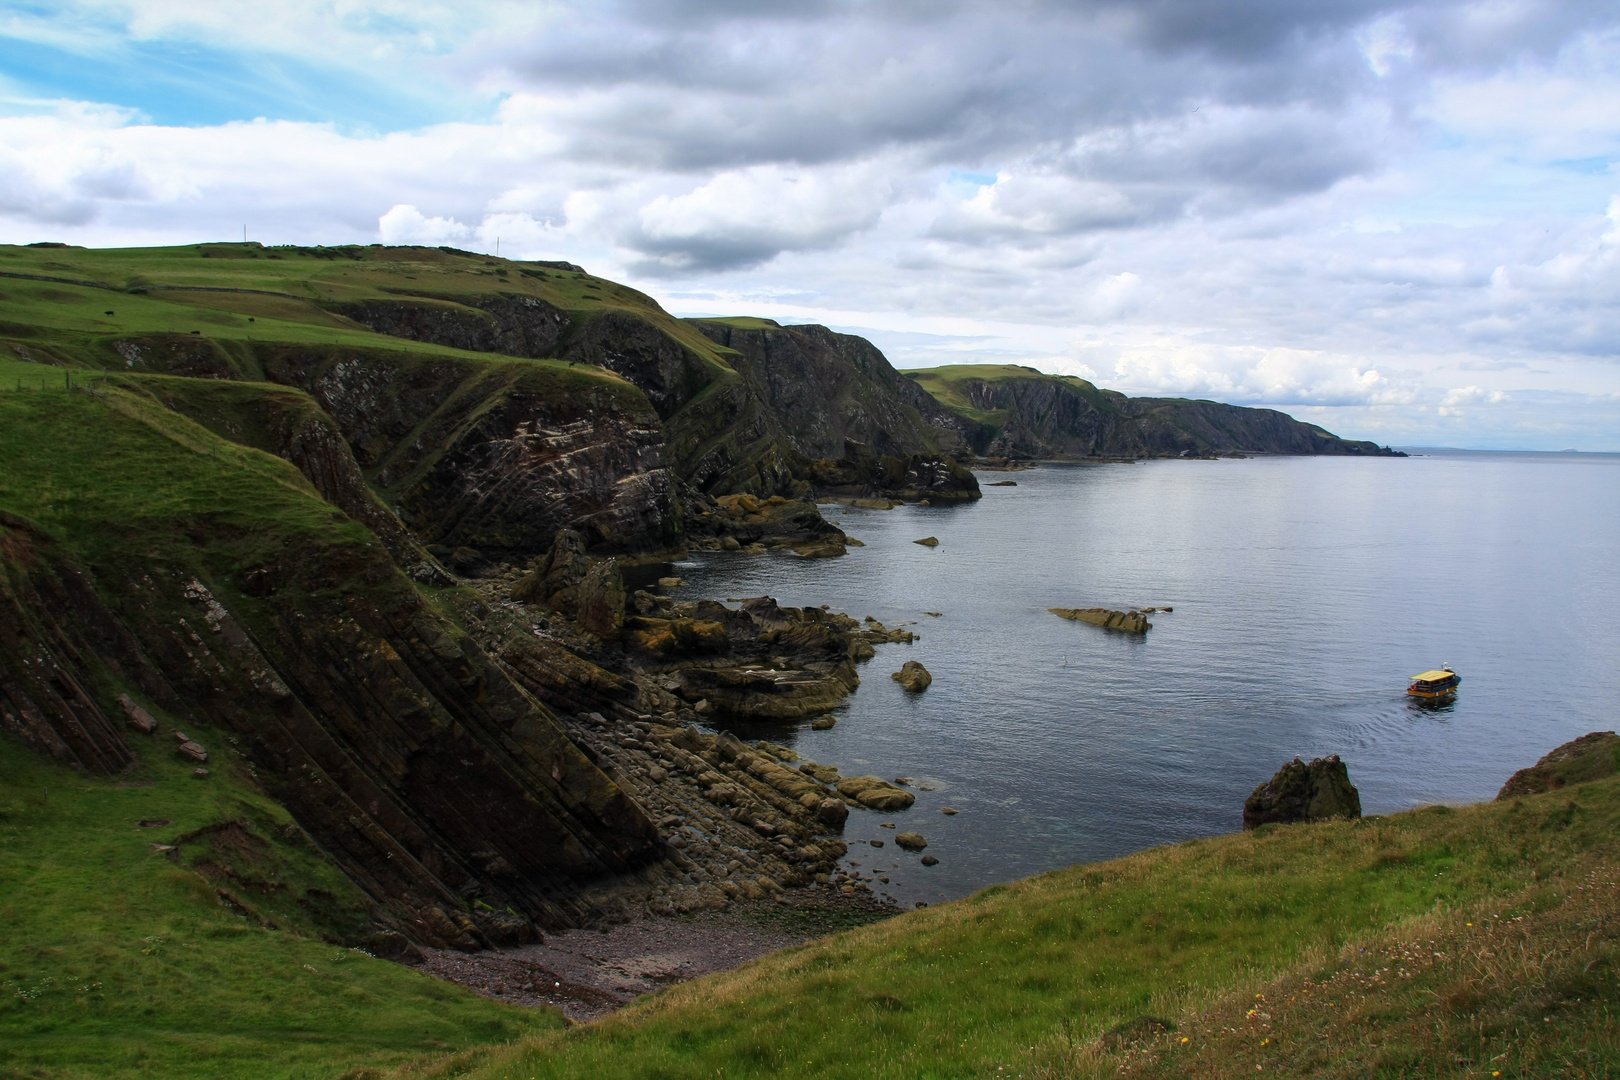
1407;666;1461;699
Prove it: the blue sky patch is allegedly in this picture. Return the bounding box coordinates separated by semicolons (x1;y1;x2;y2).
0;30;473;130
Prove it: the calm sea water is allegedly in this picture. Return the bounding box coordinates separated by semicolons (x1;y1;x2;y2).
668;451;1620;907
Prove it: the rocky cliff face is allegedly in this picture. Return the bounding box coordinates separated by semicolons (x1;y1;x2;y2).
687;320;967;461
334;293;573;359
0;445;665;945
334;293;982;502
907;367;1401;459
258;346;682;566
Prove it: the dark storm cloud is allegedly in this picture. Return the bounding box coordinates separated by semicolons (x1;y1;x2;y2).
479;1;1391;172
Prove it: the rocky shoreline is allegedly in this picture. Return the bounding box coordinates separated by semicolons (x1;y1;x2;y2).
395;529;946;1015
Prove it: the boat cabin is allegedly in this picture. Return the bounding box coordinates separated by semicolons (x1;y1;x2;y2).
1407;667;1461;698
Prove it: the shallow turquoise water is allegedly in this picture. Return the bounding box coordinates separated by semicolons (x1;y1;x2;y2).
668;450;1620;906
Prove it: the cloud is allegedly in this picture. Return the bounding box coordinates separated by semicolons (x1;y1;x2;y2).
378;203;472;245
1;0;1617;447
619;162;898;272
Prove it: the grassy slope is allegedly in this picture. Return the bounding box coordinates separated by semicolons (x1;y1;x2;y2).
0;733;559;1080
0;387;561;1078
435;778;1620;1080
0;242;736;384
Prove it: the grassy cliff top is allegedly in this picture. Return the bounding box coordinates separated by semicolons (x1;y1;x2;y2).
0;242;737;385
903;363;1119;428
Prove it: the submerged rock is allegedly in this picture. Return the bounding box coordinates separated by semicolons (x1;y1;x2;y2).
891;660;932;692
792;539;848;558
1242;755;1361;829
1049;607;1151;633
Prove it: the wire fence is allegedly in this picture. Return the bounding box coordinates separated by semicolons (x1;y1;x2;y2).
5;370;112;394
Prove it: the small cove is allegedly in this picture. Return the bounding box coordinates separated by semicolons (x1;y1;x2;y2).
666;450;1620;908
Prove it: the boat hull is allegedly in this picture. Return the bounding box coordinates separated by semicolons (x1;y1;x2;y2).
1406;685;1459;699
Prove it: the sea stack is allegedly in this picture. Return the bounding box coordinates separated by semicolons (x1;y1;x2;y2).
1243;755;1362;828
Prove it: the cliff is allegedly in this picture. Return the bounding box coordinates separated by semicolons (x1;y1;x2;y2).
0;384;676;944
904;364;1401;458
0;242;911;956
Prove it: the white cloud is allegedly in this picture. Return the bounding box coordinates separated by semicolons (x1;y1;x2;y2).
1;0;1618;447
378;203;471;244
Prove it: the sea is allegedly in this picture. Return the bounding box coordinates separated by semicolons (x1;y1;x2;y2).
664;450;1620;908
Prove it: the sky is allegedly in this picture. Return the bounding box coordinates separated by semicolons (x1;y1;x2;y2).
2;1;1618;449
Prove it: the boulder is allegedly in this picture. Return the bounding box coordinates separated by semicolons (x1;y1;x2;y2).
798;762;840;784
815;797;849;828
1242;755;1361;829
1049;607;1151;633
913;536;939;547
920;854;938;866
512;529;590;608
177;740;209;763
894;832;927;851
810;714;837;730
891;660;932;692
1497;731;1620;799
576;558;627;638
117;694;157;734
837;776;916;811
657;576;683;588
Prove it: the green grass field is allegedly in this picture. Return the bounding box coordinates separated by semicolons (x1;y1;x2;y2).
428;777;1620;1080
0;731;561;1080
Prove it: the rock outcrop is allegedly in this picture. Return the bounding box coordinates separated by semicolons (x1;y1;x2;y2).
1497;732;1620;799
1050;608;1152;633
259;347;680;565
836;776;916;811
891;661;933;692
1243;755;1362;829
682;492;848;555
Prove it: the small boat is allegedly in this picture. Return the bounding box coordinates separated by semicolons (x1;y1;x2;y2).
1407;665;1461;699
